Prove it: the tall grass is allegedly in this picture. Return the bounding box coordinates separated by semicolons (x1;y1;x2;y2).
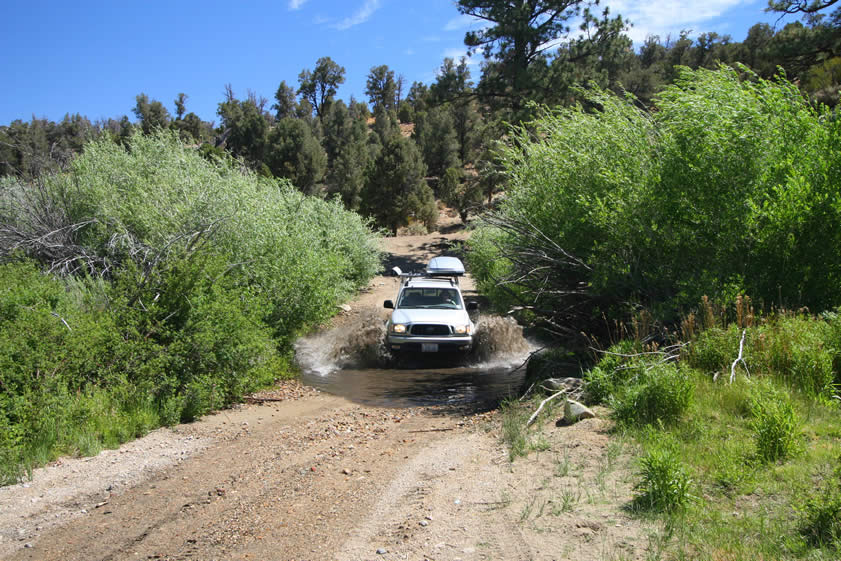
574;308;841;558
632;440;694;513
686;312;838;401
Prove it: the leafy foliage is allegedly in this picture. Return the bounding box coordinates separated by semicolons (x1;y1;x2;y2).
361;133;437;235
749;381;800;462
582;340;643;404
0;132;382;481
632;440;694;513
610;363;695;426
469;66;841;341
298;56;346;119
686;314;838;399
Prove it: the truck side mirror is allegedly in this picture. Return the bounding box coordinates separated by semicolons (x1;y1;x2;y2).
467;301;479;311
384;300;394;309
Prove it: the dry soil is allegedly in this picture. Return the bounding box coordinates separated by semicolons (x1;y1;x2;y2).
0;210;654;561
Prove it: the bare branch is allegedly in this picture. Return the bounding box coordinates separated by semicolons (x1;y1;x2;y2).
722;329;749;383
526;390;567;426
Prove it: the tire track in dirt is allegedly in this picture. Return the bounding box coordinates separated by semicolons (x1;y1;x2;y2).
3;216;654;561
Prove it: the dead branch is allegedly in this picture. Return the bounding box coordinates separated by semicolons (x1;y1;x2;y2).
519;381;537;401
526;390;567;426
50;311;72;331
408;428;456;433
243;396;287;403
592;343;687;359
728;329;748;384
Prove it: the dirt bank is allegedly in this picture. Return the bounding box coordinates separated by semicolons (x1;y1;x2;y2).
1;215;653;560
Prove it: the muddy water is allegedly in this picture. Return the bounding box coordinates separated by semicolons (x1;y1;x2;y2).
295;311;532;408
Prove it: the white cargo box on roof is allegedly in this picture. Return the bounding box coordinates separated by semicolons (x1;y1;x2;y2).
427;256;465;276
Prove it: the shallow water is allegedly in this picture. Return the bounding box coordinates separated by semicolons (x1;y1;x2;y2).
295;311;532;408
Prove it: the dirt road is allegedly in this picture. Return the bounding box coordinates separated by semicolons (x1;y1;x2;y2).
0;215;652;561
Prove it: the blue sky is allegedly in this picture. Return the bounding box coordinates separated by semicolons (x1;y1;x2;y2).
0;0;791;126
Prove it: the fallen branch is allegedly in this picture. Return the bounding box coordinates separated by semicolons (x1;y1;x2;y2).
50;311;72;331
408;428;456;433
526;390;566;427
715;328;748;383
540;383;585;402
243;396;287;403
519;381;537;402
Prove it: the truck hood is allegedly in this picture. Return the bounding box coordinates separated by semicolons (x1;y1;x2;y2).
390;308;472;326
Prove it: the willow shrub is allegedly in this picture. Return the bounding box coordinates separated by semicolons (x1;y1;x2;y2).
0;258;281;484
23;131;381;344
0;132;382;482
469;65;841;328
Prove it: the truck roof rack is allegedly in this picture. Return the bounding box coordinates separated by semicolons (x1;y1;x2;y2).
391;256;466;286
426;256;465;277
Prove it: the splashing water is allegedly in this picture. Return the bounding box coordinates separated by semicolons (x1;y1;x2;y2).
295;309;533;375
471;315;532;365
294;309;534;408
294;309;389;375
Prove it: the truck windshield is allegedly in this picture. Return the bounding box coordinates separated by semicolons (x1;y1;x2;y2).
397;287;462;309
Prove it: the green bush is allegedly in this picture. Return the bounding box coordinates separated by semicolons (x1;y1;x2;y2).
799;487;841;548
466;226;520;315
759;316;835;399
2;131;382;346
686;313;838;399
611;362;695;426
469;65;841;334
749;381;800;463
0;258;287;481
799;457;841;549
0;132;383;482
633;442;694;513
686;326;743;376
583;340;643;404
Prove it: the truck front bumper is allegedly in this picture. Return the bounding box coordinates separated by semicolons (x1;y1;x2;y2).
386;335;473;353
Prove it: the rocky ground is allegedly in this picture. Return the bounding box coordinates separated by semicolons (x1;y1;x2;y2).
0;209;654;561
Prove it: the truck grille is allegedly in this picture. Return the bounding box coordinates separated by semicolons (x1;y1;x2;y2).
410;324;450;336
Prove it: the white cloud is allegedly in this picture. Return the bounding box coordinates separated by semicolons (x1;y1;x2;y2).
443;13;482;31
331;0;382;30
602;0;751;44
288;0;309;10
442;48;480;66
443;47;468;59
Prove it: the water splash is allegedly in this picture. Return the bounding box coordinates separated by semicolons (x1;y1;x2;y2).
294;309;389;374
294;309;534;407
295;309;532;375
471;315;532;364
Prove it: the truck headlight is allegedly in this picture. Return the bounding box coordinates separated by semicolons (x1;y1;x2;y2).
392;324;407;334
454;325;471;335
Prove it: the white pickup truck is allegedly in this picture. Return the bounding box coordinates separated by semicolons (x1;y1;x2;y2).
383;256;478;354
